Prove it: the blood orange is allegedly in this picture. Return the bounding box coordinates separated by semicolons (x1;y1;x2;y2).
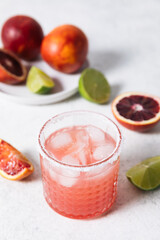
112;92;160;131
0;48;27;84
0;139;34;180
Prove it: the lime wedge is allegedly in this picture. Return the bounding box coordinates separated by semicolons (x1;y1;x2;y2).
126;156;160;190
27;66;54;94
79;68;111;104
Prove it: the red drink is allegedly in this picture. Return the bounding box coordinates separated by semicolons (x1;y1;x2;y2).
39;111;122;219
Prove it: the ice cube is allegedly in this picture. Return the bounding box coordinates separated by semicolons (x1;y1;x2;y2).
48;165;57;181
93;143;115;161
78;150;87;165
86;126;105;143
42;159;57;181
76;128;89;146
58;156;80;187
62;155;80;166
58;175;78;188
75;128;92;165
51;132;72;149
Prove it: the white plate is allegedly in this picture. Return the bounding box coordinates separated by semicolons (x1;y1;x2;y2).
0;60;88;105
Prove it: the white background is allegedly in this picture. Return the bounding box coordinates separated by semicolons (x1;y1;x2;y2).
0;0;160;239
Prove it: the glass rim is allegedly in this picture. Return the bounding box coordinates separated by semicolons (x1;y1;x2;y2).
38;110;122;170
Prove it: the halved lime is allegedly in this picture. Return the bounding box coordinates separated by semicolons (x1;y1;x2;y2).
126;156;160;190
79;68;111;104
26;66;54;94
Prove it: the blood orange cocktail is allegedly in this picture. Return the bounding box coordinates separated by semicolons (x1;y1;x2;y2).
38;111;122;219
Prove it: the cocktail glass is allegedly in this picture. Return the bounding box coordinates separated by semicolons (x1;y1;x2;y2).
38;111;122;219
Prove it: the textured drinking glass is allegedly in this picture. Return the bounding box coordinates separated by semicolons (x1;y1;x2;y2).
38;111;122;219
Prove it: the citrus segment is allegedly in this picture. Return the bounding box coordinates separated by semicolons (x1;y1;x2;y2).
27;66;54;94
0;139;34;180
79;68;111;104
112;92;160;131
126;156;160;190
0;48;27;84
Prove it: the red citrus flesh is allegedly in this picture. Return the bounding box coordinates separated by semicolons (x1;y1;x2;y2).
0;139;34;180
112;92;160;131
0;48;27;84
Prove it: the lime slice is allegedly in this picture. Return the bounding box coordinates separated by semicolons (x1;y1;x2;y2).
79;68;111;104
27;66;54;94
126;156;160;190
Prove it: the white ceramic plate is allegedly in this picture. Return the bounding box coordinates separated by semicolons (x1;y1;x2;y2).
0;60;88;105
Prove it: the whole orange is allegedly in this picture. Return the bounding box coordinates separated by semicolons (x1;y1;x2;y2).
41;25;88;73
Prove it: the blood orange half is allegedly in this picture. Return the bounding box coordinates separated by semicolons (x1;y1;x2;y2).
0;139;34;180
112;92;160;131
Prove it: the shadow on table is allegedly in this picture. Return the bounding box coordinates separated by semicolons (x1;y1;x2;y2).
109;82;123;102
145;122;160;134
22;151;41;182
89;50;129;73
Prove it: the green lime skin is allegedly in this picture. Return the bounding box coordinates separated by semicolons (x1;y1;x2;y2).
126;156;160;191
79;68;111;104
26;66;54;94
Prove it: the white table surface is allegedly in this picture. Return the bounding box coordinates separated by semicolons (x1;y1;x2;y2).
0;0;160;239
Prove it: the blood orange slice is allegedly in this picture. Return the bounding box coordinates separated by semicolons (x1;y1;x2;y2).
0;48;27;84
0;139;34;180
112;92;160;131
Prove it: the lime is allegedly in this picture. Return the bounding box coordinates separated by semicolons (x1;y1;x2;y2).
26;66;54;94
126;156;160;190
79;68;111;104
